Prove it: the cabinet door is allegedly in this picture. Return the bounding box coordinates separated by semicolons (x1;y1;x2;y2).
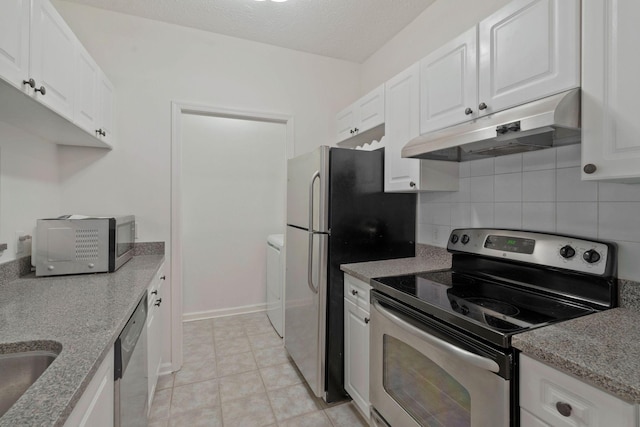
478;0;580;116
336;105;357;143
63;348;114;427
344;297;370;420
385;63;421;192
582;0;640;182
30;0;76;120
147;265;166;409
0;0;30;89
98;72;115;145
74;45;99;135
420;26;478;134
356;84;384;134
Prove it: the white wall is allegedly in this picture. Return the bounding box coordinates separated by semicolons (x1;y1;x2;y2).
53;0;361;245
0;122;61;263
181;115;286;316
360;0;510;94
418;145;640;281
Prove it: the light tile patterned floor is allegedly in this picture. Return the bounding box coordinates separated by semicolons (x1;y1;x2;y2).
148;312;369;427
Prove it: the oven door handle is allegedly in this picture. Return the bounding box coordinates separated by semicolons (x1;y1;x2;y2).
372;301;500;373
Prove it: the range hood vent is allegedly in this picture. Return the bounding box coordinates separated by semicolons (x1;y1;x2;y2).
402;89;581;162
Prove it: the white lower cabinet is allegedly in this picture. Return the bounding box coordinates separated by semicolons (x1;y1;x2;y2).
343;274;371;420
519;354;637;427
63;347;114;427
147;262;167;411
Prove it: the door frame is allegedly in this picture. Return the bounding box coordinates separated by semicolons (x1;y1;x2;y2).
170;101;294;371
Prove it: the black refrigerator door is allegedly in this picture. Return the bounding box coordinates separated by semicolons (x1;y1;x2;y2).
324;147;416;403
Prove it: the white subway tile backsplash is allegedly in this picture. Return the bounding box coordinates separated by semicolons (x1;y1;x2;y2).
470;203;494;227
556;144;581;168
470;176;494;202
615;241;640;281
522;203;556;232
469;158;495;177
494;203;522;229
420;191;452;203
451;178;471;203
523;170;555;202
431;203;452;226
494;153;523;174
523;148;556;171
451;203;471;229
598;182;640;202
494;173;522;202
598;202;640;242
556;167;598;202
433;225;452;247
556;202;598;238
459;161;471;178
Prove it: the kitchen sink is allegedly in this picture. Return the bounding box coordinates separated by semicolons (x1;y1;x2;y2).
0;350;58;417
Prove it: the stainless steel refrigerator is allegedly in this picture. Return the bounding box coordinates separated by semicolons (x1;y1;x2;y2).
285;146;416;403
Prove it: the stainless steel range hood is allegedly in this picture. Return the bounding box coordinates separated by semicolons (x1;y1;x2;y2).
402;89;581;162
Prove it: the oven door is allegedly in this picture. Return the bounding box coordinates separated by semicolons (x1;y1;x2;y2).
370;294;510;427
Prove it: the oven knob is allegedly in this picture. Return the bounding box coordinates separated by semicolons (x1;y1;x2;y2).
461;234;470;245
450;234;459;244
450;300;459;310
460;305;470;315
559;245;576;259
583;249;601;264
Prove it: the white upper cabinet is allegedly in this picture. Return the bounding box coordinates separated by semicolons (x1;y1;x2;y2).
581;0;640;182
0;0;113;148
336;85;384;145
97;73;115;145
478;0;580;116
386;64;459;193
74;44;100;134
0;0;30;90
420;27;478;134
30;0;76;121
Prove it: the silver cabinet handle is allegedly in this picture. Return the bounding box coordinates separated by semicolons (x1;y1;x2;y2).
409;181;416;188
154;298;162;307
307;171;320;294
23;78;35;88
556;402;572;417
364;317;370;324
372;301;500;373
478;102;488;110
351;289;358;295
583;164;597;174
464;107;473;115
35;86;46;95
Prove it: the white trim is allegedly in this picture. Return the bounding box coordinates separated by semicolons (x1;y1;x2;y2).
183;303;267;322
170;101;294;373
158;361;174;376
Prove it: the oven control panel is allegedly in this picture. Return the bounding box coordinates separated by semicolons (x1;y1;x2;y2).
447;228;613;276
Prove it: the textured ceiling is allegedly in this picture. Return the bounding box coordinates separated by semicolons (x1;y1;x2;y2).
59;0;436;63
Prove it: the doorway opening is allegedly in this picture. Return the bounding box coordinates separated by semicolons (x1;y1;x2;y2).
171;103;293;370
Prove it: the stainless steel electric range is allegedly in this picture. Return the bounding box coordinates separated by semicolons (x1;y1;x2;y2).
369;228;617;427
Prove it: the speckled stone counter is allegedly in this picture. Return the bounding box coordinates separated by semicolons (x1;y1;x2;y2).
512;308;640;403
340;244;452;283
0;255;165;427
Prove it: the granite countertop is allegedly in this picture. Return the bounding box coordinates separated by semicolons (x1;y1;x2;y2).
340;244;452;282
512;308;640;403
0;255;165;427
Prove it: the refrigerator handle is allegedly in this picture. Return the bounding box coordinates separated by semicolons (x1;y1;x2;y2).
307;171;320;294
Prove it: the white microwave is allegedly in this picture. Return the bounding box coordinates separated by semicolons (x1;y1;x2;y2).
35;215;135;276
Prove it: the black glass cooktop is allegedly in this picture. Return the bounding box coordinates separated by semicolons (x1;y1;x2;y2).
372;270;595;347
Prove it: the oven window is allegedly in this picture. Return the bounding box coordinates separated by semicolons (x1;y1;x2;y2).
383;335;470;427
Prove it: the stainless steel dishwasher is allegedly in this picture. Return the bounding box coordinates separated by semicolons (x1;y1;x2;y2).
115;294;148;427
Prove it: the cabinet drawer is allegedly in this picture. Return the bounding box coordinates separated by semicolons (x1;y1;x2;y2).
344;274;371;312
520;409;550;427
520;354;636;427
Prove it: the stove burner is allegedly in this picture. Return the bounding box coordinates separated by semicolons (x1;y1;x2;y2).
465;298;520;316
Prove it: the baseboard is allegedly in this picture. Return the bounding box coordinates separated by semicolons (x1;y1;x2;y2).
182;303;267;322
158;361;174;376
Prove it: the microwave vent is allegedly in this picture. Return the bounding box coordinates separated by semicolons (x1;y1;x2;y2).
76;229;99;260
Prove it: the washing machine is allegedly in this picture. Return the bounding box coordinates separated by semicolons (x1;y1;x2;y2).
266;234;285;337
